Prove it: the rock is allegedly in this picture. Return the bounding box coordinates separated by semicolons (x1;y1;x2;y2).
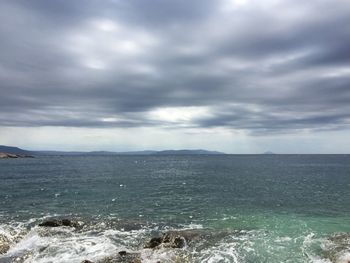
172;236;186;248
0;152;33;158
0;234;10;255
145;237;163;248
163;232;187;248
97;251;141;263
145;231;189;249
39;219;80;228
145;229;233;250
0;242;10;254
324;232;350;262
81;260;94;263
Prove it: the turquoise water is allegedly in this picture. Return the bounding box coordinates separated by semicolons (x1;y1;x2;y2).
0;155;349;262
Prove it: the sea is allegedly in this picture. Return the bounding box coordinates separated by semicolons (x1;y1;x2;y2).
0;154;349;263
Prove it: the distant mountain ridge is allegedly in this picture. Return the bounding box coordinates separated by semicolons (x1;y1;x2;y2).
155;149;224;155
0;145;225;156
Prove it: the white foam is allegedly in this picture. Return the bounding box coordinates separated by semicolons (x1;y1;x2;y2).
303;231;350;263
1;219;150;263
179;223;203;230
199;241;240;263
0;222;27;245
310;258;332;263
5;227;119;263
336;252;350;263
141;248;179;263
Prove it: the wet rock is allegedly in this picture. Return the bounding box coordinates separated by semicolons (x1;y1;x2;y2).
328;232;350;245
0;234;10;254
145;229;233;250
97;251;141;263
0;244;10;255
323;232;350;262
39;218;80;228
163;232;189;248
145;231;189;249
172;236;186;248
145;237;163;248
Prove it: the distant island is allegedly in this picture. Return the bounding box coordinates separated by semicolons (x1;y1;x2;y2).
0;145;225;157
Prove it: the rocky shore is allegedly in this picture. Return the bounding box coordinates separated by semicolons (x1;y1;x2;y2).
35;219;185;263
2;218;349;263
34;218;233;263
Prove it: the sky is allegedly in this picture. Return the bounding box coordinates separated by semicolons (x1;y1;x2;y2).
0;0;350;153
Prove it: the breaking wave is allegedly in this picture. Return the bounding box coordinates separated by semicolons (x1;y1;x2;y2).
0;216;349;263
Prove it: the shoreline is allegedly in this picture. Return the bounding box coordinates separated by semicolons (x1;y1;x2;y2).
1;216;350;263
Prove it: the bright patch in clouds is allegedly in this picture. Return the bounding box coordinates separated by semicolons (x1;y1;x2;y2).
149;107;211;124
84;58;106;70
91;19;120;32
221;0;249;11
66;18;158;70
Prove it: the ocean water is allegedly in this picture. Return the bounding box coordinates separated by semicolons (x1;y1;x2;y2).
0;155;349;263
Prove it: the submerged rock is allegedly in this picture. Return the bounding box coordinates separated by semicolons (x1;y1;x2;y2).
114;220;150;231
82;219;151;232
1;252;33;263
39;218;80;228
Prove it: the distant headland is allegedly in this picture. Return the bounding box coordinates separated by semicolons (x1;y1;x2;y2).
0;152;33;158
0;145;225;157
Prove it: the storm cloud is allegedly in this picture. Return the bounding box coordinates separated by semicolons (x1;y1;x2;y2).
1;0;350;135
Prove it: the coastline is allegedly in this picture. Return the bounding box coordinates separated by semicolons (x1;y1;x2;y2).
0;152;33;159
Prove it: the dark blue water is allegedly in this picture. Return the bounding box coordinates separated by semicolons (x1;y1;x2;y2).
0;155;349;262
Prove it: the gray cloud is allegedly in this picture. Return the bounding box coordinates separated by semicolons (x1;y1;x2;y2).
1;0;350;134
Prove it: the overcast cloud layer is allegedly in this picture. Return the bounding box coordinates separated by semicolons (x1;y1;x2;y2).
1;0;350;151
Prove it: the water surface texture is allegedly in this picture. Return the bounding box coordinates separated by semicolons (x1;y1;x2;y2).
0;155;350;262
